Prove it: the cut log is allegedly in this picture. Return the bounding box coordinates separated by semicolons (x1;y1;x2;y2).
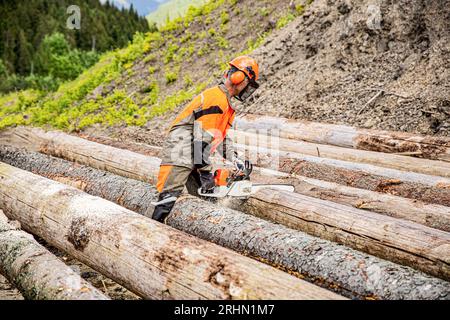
234;114;450;162
0;162;342;300
238;144;450;206
2;149;449;300
229;130;450;178
0;126;160;184
253;174;450;232
171;196;450;300
0;211;109;300
2;127;449;206
36;135;449;231
0;147;155;216
243;189;450;281
76;133;162;158
2;146;449;233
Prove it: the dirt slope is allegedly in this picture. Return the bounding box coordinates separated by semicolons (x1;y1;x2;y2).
85;0;449;147
244;0;450;136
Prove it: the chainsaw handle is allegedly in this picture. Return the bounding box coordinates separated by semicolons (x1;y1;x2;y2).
244;160;253;178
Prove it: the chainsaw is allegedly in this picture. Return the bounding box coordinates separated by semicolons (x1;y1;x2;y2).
198;160;295;198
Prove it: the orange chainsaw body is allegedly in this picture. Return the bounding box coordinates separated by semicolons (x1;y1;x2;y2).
214;169;230;186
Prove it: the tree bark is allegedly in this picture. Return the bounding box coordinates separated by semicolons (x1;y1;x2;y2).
234;114;450;162
239;144;450;206
256;174;450;232
229;130;450;178
171;196;450;300
1;149;449;300
0;211;109;300
2;127;449;206
0;162;342;300
0;126;160;184
3;147;449;232
243;189;450;281
76;133;162;158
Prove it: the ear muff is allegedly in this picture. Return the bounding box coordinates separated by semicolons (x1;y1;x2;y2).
230;70;246;85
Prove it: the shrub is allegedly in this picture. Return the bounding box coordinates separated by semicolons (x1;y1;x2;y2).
296;4;305;14
208;28;217;37
216;36;229;49
184;75;194;87
276;13;295;29
220;10;230;25
165;69;178;84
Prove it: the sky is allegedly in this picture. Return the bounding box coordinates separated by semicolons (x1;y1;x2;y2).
99;0;169;17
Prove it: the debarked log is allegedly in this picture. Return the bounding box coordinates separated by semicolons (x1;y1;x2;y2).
0;126;160;184
21;132;448;232
242;189;450;281
237;144;450;206
0;162;342;300
2;146;449;233
3;127;449;206
170;196;450;300
2;149;448;300
258;174;450;232
0;211;109;300
234;114;450;162
229;130;450;178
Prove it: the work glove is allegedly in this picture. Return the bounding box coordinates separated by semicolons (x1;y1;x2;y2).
232;152;245;171
199;170;215;192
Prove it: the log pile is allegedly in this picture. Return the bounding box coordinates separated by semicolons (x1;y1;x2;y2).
0;147;449;299
0;211;109;300
0;118;449;300
229;130;450;178
0;162;342;300
234;114;450;161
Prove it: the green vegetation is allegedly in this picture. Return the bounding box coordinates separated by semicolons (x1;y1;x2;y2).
220;10;230;25
184;75;194;87
260;7;270;17
0;32;101;93
147;0;208;27
276;13;296;29
208;28;217;37
165;68;179;84
1;0;313;132
296;4;306;14
149;82;207;117
164;43;180;64
0;0;150;94
0;31;155;130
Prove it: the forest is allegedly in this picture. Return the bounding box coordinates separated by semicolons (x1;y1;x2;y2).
0;0;152;93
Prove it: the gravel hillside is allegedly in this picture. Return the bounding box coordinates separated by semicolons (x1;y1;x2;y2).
244;0;450;136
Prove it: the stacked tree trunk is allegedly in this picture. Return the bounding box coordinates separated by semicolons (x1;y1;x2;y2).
0;211;109;300
1;122;450;300
0;126;160;183
1;143;449;279
234;114;450;161
19;131;448;232
0;162;342;300
229;130;450;178
237;144;450;206
0;148;448;300
2;127;449;207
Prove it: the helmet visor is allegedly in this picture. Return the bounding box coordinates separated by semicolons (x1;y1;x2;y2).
236;80;259;102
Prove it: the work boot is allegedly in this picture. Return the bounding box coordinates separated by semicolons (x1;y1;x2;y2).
151;191;180;223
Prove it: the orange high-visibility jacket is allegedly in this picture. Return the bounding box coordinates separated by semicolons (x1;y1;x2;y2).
160;84;236;168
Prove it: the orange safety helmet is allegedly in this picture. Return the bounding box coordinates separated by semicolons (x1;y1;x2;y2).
226;56;260;102
228;56;259;84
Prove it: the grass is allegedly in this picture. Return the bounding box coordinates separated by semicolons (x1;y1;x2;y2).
0;0;314;132
147;0;208;27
